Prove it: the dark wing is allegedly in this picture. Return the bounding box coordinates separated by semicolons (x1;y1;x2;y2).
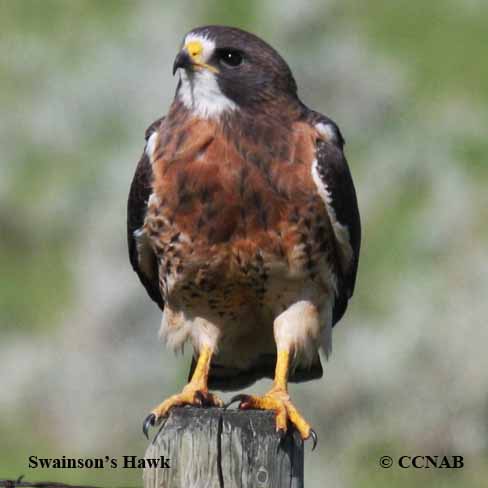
127;117;165;310
311;112;361;325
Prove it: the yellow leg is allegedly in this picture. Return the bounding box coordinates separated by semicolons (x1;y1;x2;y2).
273;348;290;391
229;349;316;447
143;346;223;437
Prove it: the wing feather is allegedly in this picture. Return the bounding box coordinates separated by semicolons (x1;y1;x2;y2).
127;117;165;310
310;112;361;325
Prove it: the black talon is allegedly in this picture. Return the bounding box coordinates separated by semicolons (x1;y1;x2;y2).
202;393;214;407
309;429;318;451
224;394;249;409
194;391;204;406
143;413;156;439
277;428;286;442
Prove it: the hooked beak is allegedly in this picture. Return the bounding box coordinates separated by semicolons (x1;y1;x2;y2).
172;50;193;75
172;40;219;76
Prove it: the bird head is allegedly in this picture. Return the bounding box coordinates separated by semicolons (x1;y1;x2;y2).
172;26;299;119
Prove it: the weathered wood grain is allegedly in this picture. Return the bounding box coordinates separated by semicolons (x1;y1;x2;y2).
143;406;304;488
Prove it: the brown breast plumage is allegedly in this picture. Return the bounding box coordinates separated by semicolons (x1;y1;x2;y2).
144;107;337;316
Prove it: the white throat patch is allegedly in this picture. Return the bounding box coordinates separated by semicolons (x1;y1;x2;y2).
176;34;237;119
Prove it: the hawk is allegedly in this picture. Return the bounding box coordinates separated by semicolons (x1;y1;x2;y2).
127;25;361;445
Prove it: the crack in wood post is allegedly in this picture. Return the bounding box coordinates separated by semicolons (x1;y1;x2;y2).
216;411;225;488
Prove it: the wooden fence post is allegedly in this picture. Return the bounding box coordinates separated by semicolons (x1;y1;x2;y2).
143;406;304;488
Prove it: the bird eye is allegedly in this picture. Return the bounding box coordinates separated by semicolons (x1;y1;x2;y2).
218;49;243;67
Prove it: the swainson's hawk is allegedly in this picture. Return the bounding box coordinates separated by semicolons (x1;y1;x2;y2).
127;25;361;445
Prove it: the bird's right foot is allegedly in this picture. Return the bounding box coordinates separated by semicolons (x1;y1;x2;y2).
142;385;223;438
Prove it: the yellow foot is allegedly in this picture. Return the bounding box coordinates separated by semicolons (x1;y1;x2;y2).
228;388;317;448
143;385;223;438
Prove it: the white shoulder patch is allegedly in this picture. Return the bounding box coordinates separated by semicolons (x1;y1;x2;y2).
145;131;158;164
315;122;338;143
311;159;354;270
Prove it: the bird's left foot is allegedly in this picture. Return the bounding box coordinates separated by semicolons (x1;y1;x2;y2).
227;388;317;449
143;385;223;438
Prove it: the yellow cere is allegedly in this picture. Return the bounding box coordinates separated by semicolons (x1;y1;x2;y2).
186;40;203;59
184;40;219;74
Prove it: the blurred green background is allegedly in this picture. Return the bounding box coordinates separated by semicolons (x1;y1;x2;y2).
1;1;487;487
